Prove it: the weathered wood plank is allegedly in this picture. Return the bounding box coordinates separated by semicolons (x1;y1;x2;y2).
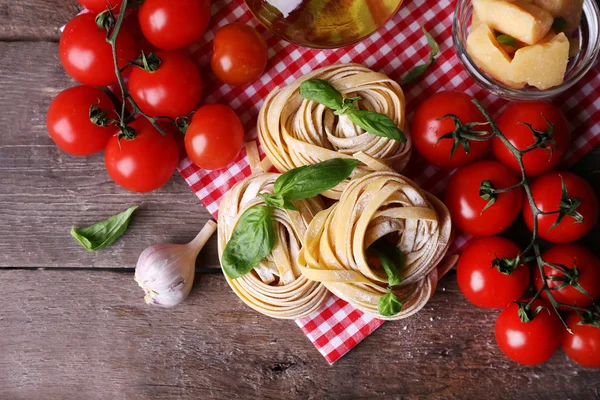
0;0;79;41
0;41;218;268
1;269;599;400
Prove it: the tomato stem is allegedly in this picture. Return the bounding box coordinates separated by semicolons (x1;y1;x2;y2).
471;100;585;333
105;0;168;137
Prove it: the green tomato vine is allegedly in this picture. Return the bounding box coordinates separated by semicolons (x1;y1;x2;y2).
454;100;600;332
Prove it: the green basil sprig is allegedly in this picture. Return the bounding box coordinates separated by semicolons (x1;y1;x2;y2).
368;238;406;317
299;79;406;142
261;158;360;210
221;206;276;279
400;25;439;85
70;206;138;251
222;158;359;279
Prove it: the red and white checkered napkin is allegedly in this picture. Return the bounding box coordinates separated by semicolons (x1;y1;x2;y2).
180;0;600;364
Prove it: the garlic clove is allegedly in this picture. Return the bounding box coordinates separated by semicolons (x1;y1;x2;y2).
134;220;217;307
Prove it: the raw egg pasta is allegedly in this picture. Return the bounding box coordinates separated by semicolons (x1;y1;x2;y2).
258;63;411;199
217;173;330;319
298;171;455;320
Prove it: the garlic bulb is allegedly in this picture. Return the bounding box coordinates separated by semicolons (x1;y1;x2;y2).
135;220;217;307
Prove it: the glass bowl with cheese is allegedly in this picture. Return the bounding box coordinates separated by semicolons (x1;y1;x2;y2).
453;0;600;100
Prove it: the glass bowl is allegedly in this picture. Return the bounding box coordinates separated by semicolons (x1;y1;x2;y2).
453;0;600;100
245;0;404;49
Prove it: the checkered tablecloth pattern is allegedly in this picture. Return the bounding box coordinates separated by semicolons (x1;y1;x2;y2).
176;0;600;364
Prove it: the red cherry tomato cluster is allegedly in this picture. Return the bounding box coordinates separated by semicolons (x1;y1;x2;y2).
49;0;270;192
413;92;600;367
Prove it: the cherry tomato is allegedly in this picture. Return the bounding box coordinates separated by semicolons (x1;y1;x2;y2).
211;23;268;86
128;51;203;118
184;104;244;170
563;312;600;368
47;86;117;156
59;14;137;86
523;172;599;243
457;237;530;309
534;244;600;309
411;91;491;168
76;0;123;12
444;160;523;236
104;118;179;192
495;300;563;365
493;102;570;177
138;0;211;50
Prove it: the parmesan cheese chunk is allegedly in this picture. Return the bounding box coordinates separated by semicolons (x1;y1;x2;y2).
466;24;525;88
532;0;584;33
507;32;570;90
473;0;554;44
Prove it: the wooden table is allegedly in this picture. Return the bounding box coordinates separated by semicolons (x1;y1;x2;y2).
2;1;599;398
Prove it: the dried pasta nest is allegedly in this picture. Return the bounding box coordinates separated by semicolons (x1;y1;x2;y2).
298;171;455;320
258;63;411;199
217;173;330;319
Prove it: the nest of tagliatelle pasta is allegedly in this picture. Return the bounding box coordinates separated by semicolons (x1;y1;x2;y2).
258;63;412;199
217;171;330;319
217;63;456;321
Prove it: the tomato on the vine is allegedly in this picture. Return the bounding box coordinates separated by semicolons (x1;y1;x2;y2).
138;0;211;50
77;0;123;13
411;91;491;168
184;104;244;170
211;23;269;86
563;312;600;368
128;51;203;118
47;86;117;156
523;172;599;243
535;244;600;309
444;160;523;236
493;101;570;177
457;237;530;309
495;300;564;365
59;13;137;86
104;118;179;192
121;10;157;55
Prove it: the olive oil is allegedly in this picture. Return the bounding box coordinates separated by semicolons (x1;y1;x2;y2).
245;0;404;48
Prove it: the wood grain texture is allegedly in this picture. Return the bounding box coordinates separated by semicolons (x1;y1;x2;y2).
0;0;78;41
0;42;218;268
2;269;599;400
1;6;600;398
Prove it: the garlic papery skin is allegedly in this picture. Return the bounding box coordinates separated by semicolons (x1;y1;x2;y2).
135;220;217;307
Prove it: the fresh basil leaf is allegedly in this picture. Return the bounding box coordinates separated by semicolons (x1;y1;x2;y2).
400;25;439;85
280;199;298;211
259;193;284;208
424;24;440;57
259;194;298;211
496;34;517;48
222;206;275;279
400;64;431;86
273;158;359;200
552;17;568;31
368;238;404;286
347;110;406;142
299;79;344;111
70;206;138;251
378;291;403;317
